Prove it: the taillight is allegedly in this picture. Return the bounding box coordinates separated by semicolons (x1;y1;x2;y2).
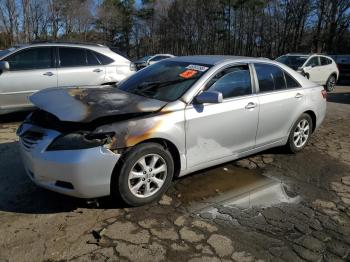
321;90;327;99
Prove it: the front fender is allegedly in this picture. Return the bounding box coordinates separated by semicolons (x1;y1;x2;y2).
95;110;186;157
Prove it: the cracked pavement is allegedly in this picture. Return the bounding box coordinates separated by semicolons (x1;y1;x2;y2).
0;86;349;262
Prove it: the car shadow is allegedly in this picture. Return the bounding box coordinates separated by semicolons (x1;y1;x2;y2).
327;92;350;105
0;141;124;214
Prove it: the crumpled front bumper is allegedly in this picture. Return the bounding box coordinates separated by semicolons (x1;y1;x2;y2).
18;123;120;198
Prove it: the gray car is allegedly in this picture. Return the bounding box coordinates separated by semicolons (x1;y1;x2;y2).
0;42;135;114
17;56;327;206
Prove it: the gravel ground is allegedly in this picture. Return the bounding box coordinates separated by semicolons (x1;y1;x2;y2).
0;86;349;262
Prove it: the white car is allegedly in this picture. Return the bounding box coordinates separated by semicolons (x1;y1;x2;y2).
0;42;136;114
276;54;339;91
134;54;174;70
17;56;327;206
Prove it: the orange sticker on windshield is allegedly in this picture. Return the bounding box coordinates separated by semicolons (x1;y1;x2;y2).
179;69;198;79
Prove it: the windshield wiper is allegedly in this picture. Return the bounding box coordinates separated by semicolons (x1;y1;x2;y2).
137;78;198;92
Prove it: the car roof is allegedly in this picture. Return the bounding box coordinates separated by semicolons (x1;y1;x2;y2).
153;54;174;56
283;53;333;58
168;55;270;65
28;42;108;49
0;42;132;62
4;42;111;53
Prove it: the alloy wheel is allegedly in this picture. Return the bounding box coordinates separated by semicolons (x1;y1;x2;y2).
293;119;310;148
327;76;335;92
128;154;167;198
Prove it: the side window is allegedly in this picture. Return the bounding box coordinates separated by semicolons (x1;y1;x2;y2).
206;65;252;99
254;63;286;92
5;47;53;70
306;57;320;67
93;51;114;65
86;50;100;66
59;47;87;67
284;72;301;89
320;57;331;66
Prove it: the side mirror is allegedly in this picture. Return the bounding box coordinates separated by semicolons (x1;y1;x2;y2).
195;91;223;104
0;61;9;71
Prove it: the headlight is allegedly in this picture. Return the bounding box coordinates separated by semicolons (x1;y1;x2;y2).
47;132;115;151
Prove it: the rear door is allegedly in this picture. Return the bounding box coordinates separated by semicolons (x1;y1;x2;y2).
320;56;333;84
254;63;305;147
0;47;57;111
185;64;259;168
57;47;106;87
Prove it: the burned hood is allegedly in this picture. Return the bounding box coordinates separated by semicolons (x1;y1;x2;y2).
30;86;168;122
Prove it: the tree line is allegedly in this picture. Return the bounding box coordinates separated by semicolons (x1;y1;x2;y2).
0;0;349;59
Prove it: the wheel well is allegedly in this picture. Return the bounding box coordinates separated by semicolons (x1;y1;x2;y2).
137;138;181;178
330;72;338;81
304;110;316;132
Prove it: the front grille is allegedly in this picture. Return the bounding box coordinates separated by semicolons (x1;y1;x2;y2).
20;131;44;151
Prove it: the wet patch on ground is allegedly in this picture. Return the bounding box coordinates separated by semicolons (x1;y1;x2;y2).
172;163;299;214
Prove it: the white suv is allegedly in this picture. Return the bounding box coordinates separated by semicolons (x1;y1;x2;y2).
276;54;339;91
0;42;136;114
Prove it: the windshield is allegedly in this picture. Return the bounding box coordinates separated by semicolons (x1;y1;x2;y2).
118;60;212;102
136;56;151;62
276;55;308;70
0;47;16;58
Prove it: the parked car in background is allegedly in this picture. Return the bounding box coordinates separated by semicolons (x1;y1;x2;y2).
17;56;326;206
134;54;174;70
329;55;350;82
0;42;136;115
276;54;339;92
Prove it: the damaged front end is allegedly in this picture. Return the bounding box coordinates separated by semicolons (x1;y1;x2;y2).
19;86;170;152
46;131;116;151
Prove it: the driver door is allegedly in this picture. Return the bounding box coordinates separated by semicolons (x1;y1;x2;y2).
185;64;259;168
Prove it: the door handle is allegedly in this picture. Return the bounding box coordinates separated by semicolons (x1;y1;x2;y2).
245;102;257;110
295;93;303;98
43;72;54;76
93;69;103;73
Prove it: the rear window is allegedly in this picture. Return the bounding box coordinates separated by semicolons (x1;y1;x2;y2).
320;57;332;65
93;51;114;65
255;63;286;92
306;57;320;67
59;47;113;67
59;47;87;67
285;73;301;89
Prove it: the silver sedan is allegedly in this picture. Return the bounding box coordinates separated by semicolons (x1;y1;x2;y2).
17;56;327;206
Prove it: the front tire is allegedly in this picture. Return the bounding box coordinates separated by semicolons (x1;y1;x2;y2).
286;114;313;153
111;143;174;206
325;75;336;92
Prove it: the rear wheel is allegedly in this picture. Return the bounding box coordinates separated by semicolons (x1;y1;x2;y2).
286;114;313;153
325;75;336;92
111;143;174;206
